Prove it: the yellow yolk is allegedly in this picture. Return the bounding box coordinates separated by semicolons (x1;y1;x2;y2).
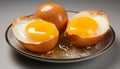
67;17;98;37
25;20;58;42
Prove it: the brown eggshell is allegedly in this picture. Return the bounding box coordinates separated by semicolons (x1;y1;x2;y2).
12;15;59;53
35;2;68;34
18;36;58;53
67;32;107;47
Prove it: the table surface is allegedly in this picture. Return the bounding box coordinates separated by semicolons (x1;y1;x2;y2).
0;0;120;69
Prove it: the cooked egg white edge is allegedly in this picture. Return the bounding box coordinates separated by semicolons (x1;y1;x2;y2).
93;16;109;35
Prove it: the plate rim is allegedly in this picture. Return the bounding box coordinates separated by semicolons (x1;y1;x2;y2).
5;11;116;63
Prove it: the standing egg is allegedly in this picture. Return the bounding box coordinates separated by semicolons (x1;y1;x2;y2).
35;2;68;34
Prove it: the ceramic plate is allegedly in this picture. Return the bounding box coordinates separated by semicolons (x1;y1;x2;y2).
5;11;115;63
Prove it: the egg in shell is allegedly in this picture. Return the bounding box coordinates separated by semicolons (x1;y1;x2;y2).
35;2;68;34
66;10;109;47
12;16;59;53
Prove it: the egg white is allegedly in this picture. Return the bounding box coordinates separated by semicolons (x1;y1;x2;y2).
12;19;41;44
70;10;109;37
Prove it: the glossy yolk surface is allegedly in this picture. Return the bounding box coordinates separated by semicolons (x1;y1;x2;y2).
67;17;98;37
25;20;58;42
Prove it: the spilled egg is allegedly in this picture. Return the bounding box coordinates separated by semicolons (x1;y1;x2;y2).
66;10;109;47
12;16;59;53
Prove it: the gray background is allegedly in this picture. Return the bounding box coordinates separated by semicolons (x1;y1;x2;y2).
0;0;120;69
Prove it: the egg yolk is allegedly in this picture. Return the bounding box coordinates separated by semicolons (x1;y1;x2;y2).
25;20;58;42
67;17;98;37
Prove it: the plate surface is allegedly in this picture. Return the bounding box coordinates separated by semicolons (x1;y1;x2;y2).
5;11;115;63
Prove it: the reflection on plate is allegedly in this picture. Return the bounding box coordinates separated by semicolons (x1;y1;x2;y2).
5;11;115;63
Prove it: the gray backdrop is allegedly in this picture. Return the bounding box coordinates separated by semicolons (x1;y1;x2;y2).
0;0;120;69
